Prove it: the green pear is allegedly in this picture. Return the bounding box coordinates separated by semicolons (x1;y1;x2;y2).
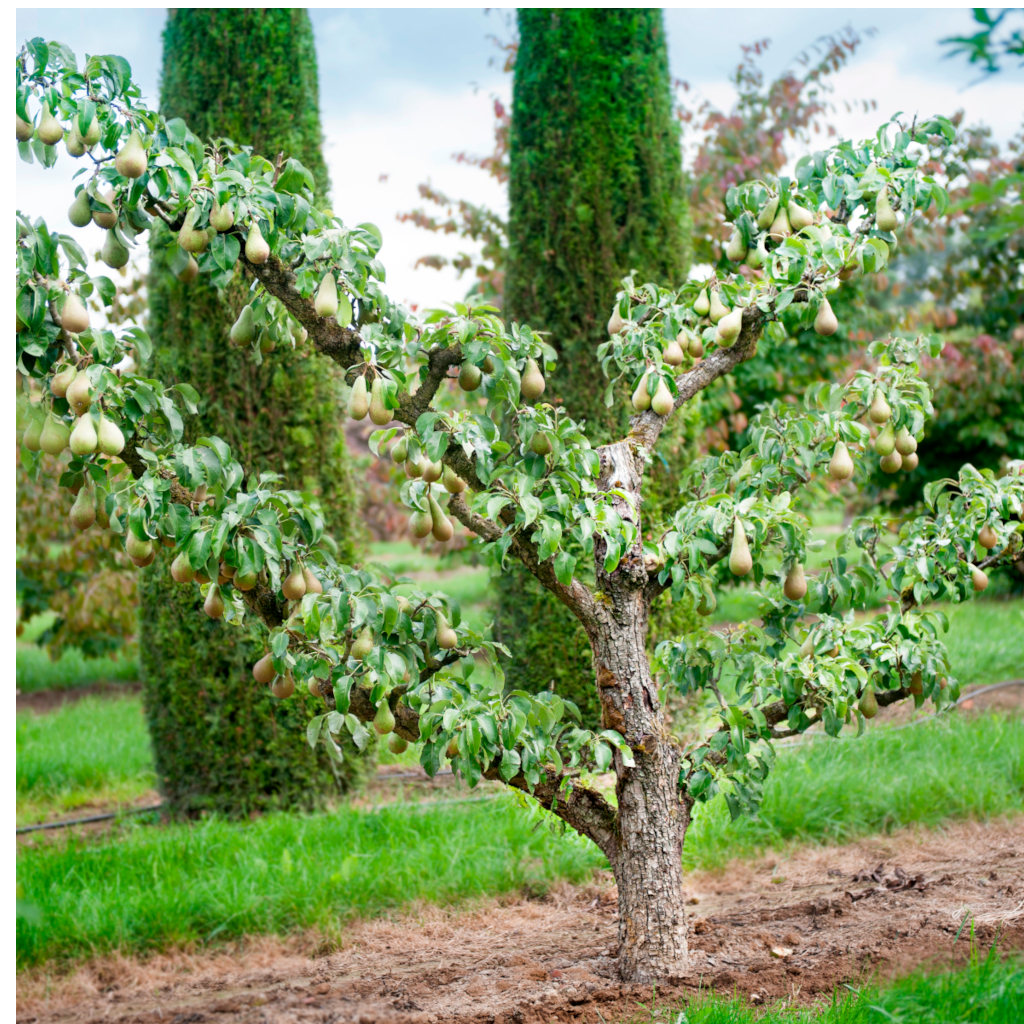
787;200;813;230
60;292;90;334
81;115;102;147
715;307;743;347
858;687;878;719
745;238;766;269
879;450;902;474
40;414;70;456
65;123;87;157
405;457;424;480
442;465;466;493
429;494;453;542
875;190;898;232
100;229;129;269
909;671;923;696
170;550;195;584
814;297;838;336
768;205;792;240
650;376;674;417
874;422;896;456
388;733;409;755
729;518;753;576
422;460;443;483
868;389;891;424
783;562;807;600
51;364;76;398
125;532;154;564
708;290;730;324
351;625;374;660
971;565;989;592
177;256;199;283
902;451;919;472
16;113;34;142
37;106;63;146
521;358;545;401
631;371;651;412
210;198;234;232
271;673;295;699
203;584;225;619
828;440;854;481
435;610;458;649
336;293;353;327
22;409;44;451
664;337;685;367
315;273;338;317
230;305;256;346
391;436;408;464
245;222;270;264
66;370;93;415
725;230;747;262
481;355;496;374
92;190;117;229
369;378;391;425
94;486;110;529
607;305;626;335
894;426;917;456
373;701;396;735
408;507;433;539
69;413;98;455
687;332;704;358
348;375;369;419
252;653;277;685
458;361;482;391
530;430;553;456
756;194;780;230
282;564;306;600
978;524;998;550
178;207;208;254
114;129;147;178
68;188;93;228
69;482;97;531
303;567;323;595
693;289;711;317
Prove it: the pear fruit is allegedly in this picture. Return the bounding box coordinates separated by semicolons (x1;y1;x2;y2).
315;273;338;317
521;358;545;401
783;562;807;601
979;524;999;550
800;632;816;659
388;733;409;755
858;687;878;719
435;610;458;649
178;207;208;254
68;188;93;227
458;361;482;391
369;378;391;425
971;565;989;592
693;289;711;317
253;653;277;685
828;440;855;481
422;460;443;483
909;671;923;696
650;376;674;417
60;292;90;335
66;370;93;415
282;564;307;601
230;305;256;346
745;238;766;269
69;413;98;456
688;332;705;358
170;551;195;584
409;508;433;539
245;222;270;264
725;230;747;262
271;673;296;699
902;451;919;472
696;588;716;616
405;457;424;479
303;567;323;595
177;256;199;283
65;123;87;157
70;483;97;532
125;532;152;562
664;337;685;366
530;431;553;456
92;190;117;229
100;229;129;269
336;294;353;327
23;410;44;451
446;736;460;759
708;290;730;324
839;261;859;282
814;298;838;336
768;205;792;241
351;625;374;660
894;426;917;456
234;570;257;591
715;307;743;347
787;200;813;230
210;198;234;232
868;389;891;424
203;584;225;619
17;113;34;142
429;494;454;542
442;465;466;493
729;518;753;576
37;106;63;146
631;371;651;412
481;355;495;374
373;701;396;735
879;450;902;474
348;375;369;419
391;437;408;464
757;194;780;230
874;422;896;456
94;487;110;530
875;190;898;232
51;364;76;398
114;129;147;178
607;306;626;335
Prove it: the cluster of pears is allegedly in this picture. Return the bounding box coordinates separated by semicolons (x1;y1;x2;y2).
723;192;815;267
178;198;268;267
608;301;704;365
67;184;132;270
867;390;919;475
228;304;306;353
966;521;1001;592
347;372;393;425
455;350;544;403
630;368;675;417
691;285;747;349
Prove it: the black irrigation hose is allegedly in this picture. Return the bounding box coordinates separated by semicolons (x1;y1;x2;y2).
16;682;1022;834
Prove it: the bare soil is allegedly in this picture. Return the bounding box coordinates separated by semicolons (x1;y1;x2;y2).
17;818;1024;1024
17;681;142;715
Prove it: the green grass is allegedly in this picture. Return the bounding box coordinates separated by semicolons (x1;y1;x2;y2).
942;599;1024;687
684;712;1024;872
16;796;604;968
17;695;155;825
626;950;1023;1023
16;645;139;693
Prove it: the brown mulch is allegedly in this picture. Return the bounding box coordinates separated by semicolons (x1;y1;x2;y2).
16;818;1024;1024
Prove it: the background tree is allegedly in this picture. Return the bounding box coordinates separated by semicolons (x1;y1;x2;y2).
143;8;363;816
16;40;1023;983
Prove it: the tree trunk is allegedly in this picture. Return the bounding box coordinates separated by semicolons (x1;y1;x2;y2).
586;440;692;981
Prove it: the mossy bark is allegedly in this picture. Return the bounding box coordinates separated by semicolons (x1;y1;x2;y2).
141;9;361;817
498;9;694;723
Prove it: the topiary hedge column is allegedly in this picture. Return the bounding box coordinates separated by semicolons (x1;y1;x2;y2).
142;9;363;816
498;9;693;724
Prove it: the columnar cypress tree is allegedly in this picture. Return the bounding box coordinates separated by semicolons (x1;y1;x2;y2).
497;9;692;720
141;9;362;816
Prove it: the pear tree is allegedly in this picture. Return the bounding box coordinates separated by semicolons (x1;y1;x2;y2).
15;41;1024;981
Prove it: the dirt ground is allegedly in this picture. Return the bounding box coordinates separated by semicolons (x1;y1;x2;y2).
17;817;1024;1024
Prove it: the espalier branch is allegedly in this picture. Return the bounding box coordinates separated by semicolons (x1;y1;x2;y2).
15;39;1024;982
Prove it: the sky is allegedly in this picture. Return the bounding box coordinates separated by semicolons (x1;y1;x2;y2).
14;7;1024;310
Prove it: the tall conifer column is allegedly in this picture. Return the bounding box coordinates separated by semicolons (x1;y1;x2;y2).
141;9;362;816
